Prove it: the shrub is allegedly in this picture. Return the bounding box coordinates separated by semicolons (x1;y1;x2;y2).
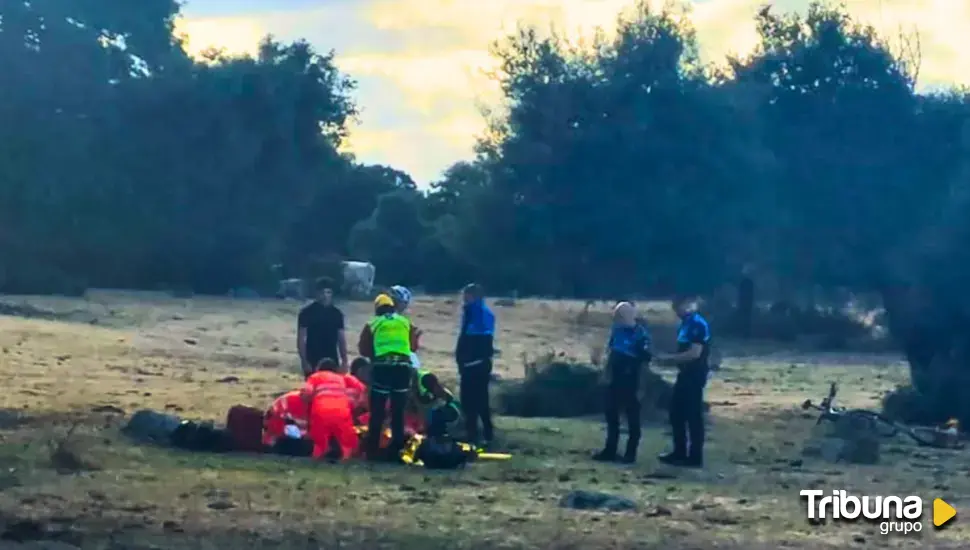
496;352;672;419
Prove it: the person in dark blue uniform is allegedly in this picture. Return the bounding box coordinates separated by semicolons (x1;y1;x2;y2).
593;302;651;464
455;283;496;447
655;295;712;467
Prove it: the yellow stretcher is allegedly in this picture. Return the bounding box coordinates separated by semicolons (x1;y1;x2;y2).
401;434;512;465
355;426;512;464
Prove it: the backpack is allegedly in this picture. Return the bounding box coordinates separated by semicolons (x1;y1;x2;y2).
170;420;234;453
415;437;474;470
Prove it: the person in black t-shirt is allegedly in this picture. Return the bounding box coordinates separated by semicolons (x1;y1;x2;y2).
297;277;348;378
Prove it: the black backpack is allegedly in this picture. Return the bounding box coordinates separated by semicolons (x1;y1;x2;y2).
415;437;474;469
170;420;235;453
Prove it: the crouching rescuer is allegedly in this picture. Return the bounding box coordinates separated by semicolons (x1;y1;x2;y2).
303;359;366;460
413;367;462;439
594;301;652;464
364;294;414;460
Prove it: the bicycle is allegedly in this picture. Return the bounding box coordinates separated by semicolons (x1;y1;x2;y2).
801;382;957;449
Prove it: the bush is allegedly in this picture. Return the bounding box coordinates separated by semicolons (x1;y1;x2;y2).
496;352;673;418
708;300;875;348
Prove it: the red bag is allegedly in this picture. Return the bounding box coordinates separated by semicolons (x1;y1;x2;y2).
226;405;266;452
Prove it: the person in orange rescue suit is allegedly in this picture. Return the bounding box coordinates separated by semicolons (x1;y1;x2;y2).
360;294;414;461
302;358;367;460
262;389;309;447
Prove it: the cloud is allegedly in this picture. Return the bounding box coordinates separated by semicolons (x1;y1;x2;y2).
178;0;970;184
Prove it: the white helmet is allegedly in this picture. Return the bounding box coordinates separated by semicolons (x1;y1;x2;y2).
390;285;412;308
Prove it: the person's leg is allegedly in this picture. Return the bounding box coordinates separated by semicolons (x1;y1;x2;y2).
387;363;411;454
427;408;446;438
595;382;621;461
683;369;708;467
334;415;359;460
659;372;689;464
478;361;495;443
622;384;642;463
366;387;389;458
459;369;480;443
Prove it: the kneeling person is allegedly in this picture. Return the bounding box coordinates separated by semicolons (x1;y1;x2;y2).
303;359;365;460
413;368;461;439
263;390;310;450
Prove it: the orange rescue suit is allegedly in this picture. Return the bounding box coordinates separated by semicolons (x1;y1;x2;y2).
303;371;366;460
263;390;309;446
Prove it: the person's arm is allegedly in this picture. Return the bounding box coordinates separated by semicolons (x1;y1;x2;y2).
425;374;455;403
336;310;348;369
297;310;310;376
357;325;374;359
410;325;421;352
455;306;470;364
656;321;709;364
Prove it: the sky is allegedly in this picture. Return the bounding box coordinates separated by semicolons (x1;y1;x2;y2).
176;0;970;185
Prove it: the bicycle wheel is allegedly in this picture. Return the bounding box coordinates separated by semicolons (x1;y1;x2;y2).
844;410;899;437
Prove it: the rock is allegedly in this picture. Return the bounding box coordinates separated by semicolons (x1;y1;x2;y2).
183;338;197;346
216;376;239;384
559;490;638;512
90;405;125;414
207;500;236;510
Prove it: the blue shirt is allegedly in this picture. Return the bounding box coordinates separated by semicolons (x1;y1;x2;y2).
456;299;495;366
608;323;651;360
460;299;495;335
676;311;711;368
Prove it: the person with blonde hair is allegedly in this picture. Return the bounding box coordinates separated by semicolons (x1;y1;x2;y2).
593;301;652;464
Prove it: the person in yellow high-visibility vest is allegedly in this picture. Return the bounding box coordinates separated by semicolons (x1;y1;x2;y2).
363;293;413;461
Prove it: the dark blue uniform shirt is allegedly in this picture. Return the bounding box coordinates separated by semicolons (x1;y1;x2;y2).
676;311;711;370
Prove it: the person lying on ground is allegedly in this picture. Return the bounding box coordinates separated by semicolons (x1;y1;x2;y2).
456;283;496;448
593;301;652;464
302;358;365;461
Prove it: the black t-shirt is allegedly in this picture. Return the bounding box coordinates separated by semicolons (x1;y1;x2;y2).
298;301;344;366
676;312;711;370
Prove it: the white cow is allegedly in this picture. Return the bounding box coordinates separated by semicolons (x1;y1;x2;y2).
276;278;306;300
341;261;375;298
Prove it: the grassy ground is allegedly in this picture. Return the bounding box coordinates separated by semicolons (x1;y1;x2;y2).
0;291;968;549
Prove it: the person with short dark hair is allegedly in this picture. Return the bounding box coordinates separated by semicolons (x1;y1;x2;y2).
456;282;496;447
654;295;712;467
297;277;348;378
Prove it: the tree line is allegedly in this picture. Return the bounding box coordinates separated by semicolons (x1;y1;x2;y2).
3;0;970;426
1;0;968;301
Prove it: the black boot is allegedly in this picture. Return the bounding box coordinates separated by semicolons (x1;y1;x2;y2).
684;444;703;468
620;440;638;464
657;450;687;466
592;449;617;462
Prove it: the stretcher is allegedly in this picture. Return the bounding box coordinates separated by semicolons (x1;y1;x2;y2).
401;433;512;465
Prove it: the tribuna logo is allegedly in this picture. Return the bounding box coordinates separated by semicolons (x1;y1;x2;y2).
800;490;923;535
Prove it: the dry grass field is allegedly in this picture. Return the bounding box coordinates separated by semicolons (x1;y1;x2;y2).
0;290;968;549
